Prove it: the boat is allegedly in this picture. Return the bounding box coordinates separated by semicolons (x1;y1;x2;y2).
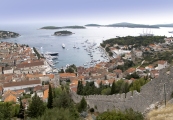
46;52;59;56
73;45;76;48
168;31;173;33
62;43;65;48
83;64;87;66
77;47;80;49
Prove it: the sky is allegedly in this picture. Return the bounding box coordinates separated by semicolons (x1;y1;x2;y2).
0;0;173;25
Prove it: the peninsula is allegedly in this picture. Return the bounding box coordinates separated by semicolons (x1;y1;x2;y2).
40;25;86;29
54;30;73;36
0;31;20;39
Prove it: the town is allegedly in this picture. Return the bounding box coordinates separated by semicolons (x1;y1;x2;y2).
0;36;173;119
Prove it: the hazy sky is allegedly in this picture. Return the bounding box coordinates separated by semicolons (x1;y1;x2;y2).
0;0;173;25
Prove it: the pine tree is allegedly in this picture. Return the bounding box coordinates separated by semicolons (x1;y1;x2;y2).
28;93;46;118
111;80;116;95
47;84;53;109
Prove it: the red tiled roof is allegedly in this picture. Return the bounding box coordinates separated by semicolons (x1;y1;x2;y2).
3;80;41;87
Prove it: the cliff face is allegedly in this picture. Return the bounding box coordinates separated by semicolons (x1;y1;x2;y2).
0;31;20;39
71;67;173;113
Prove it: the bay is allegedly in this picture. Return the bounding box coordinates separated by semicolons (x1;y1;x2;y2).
0;23;173;69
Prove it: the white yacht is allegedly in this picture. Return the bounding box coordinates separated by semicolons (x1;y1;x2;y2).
62;43;65;48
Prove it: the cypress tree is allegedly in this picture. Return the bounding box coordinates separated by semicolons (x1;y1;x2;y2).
77;81;83;95
111;80;116;95
47;84;53;109
78;97;87;112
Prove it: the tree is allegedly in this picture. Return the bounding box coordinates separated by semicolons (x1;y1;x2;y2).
77;81;83;95
53;90;71;109
78;97;87;112
47;84;53;109
111;81;116;95
18;97;24;119
28;93;46;118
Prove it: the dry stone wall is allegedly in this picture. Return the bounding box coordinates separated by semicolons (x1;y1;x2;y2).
71;67;173;113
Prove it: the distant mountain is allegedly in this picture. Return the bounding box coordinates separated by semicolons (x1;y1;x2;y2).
152;23;173;27
85;24;102;27
40;25;85;29
106;22;159;28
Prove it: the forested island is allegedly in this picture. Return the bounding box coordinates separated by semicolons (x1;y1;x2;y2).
85;24;102;27
54;30;73;36
101;36;165;48
85;22;173;28
40;25;86;29
0;31;20;39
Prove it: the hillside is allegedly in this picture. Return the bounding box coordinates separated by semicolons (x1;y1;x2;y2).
147;104;173;120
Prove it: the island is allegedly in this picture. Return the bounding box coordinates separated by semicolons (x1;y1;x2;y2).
0;31;20;39
54;30;73;36
85;24;102;27
105;22;159;28
40;25;86;29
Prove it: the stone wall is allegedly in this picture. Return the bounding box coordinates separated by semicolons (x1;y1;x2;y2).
71;67;173;113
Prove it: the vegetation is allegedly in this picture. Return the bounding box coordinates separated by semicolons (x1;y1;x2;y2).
130;78;150;92
47;84;53;109
0;102;20;120
54;30;73;35
147;104;173;120
96;108;144;120
65;64;77;73
77;78;149;96
85;24;102;26
27;93;46;118
101;36;165;48
77;97;87;112
31;107;79;120
117;60;135;72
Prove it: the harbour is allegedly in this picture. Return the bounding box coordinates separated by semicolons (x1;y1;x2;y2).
0;23;173;69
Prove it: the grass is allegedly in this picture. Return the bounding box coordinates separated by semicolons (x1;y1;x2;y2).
147;104;173;120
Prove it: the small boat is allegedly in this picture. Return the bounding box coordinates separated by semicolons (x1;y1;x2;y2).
73;45;76;48
77;47;80;49
62;43;65;48
83;64;87;66
168;31;173;33
46;52;59;56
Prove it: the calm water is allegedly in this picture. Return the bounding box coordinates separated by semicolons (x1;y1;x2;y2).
0;23;173;69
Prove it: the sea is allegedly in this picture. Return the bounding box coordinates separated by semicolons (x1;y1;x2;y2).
0;23;173;69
